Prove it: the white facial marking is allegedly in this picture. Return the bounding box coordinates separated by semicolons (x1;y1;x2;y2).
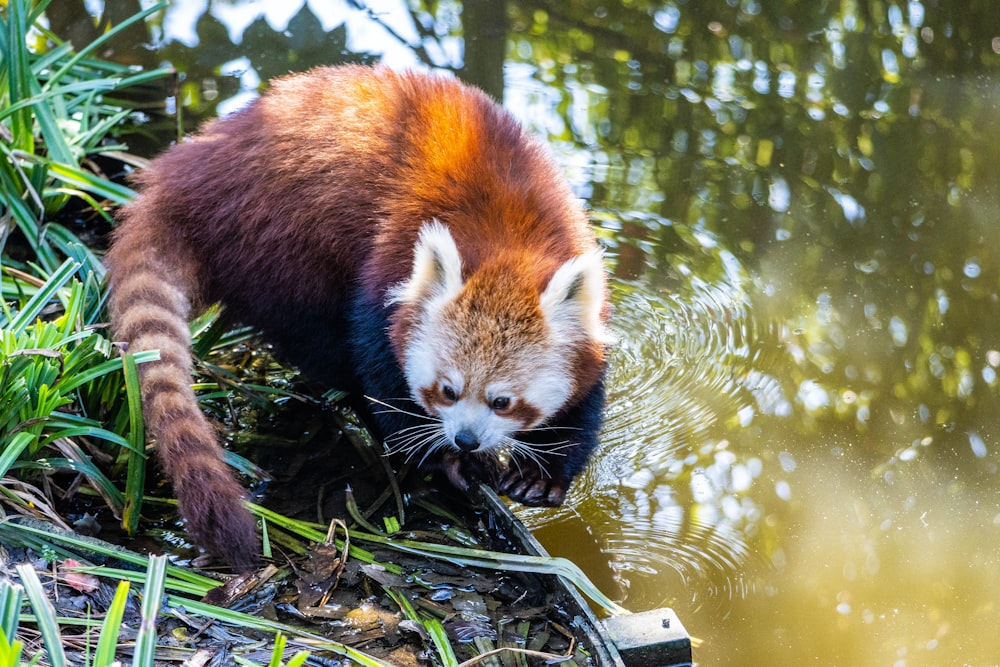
520;360;573;418
437;399;525;451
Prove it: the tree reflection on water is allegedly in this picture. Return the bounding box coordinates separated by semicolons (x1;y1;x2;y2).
51;0;1000;663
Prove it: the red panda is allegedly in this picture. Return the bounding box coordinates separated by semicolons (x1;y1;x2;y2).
106;64;610;570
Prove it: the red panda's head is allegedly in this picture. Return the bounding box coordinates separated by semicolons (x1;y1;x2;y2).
387;222;609;458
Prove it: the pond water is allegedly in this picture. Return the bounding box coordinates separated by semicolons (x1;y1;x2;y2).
54;1;1000;665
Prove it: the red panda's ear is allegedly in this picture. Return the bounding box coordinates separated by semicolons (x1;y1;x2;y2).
540;250;610;344
388;221;464;306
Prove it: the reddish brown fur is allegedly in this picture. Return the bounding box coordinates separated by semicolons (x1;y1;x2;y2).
106;65;607;569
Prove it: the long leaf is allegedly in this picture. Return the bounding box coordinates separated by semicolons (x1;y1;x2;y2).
57;349;160;393
362;531;629;616
159;595;397;667
37;426;133;453
0;626;24;667
44;222;110;279
4;0;34;154
253;505;627;616
41;2;166;92
25;0;54;27
0;580;23;642
385;587;458;667
15;564;67;667
94;580;130;667
64;566;214;598
6;258;79;334
14;158;138;204
0;79;121;122
424;617;459;667
57;272;84;336
268;632;289;667
133;554;167;667
26;65;76;168
23;442;125;512
121;352;147;536
0;432;37;479
2;519;222;593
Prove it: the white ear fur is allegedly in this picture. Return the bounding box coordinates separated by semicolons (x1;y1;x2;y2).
540;250;610;344
387;221;464;306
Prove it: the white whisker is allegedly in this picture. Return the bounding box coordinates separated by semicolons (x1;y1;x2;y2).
385;424;441;456
364;395;439;422
386;421;442;437
499;434;576;480
370;394;580;478
528;424;583;433
507;437;573;456
417;438;451;468
506;445;548;477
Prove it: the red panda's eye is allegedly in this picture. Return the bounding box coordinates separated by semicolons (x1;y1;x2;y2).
491;396;511;412
442;385;458;402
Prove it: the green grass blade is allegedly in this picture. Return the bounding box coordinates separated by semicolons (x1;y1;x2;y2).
24;37;71;73
133;554;167;667
57;349;160;393
284;651;312;667
6;259;79;333
28;439;126;511
40;223;107;279
159;595;397;667
0;580;23;642
66;565;212;598
424;617;459;667
38;425;133;452
15;564;67;667
94;580;130;666
24;159;138;204
25;0;54;27
121;351;147;536
26;70;76;168
249;504;626;616
4;0;35;154
0;79;121;122
267;632;288;667
0;432;36;478
384;587;458;667
245;503;404;575
0;155;44;234
116;66;175;89
57;272;84;335
0;625;25;667
41;2;166;92
353;530;629;616
2;518;222;593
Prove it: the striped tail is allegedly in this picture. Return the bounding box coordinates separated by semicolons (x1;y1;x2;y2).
106;229;259;571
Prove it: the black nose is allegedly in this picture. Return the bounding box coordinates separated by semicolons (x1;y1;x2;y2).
454;430;479;452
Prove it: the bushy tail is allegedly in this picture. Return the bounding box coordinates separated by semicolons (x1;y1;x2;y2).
106;227;259;571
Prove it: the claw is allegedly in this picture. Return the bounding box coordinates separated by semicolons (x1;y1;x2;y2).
496;466;567;507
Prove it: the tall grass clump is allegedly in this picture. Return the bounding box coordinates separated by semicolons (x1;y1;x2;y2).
1;0;171;533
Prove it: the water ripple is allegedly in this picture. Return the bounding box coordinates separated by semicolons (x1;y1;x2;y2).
519;249;783;609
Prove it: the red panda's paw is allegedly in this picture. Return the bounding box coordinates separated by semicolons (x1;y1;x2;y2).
439;450;492;491
496;467;568;507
